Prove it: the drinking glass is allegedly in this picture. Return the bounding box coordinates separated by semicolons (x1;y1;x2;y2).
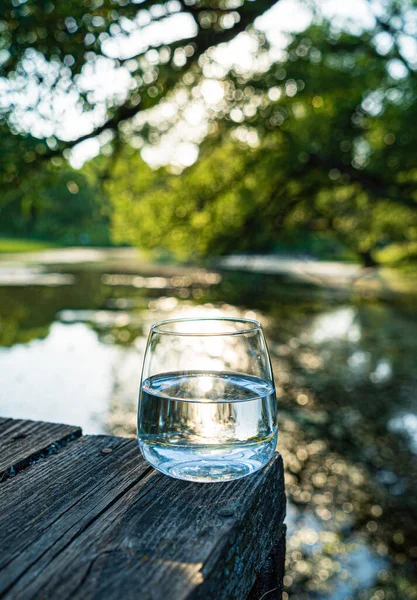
137;317;278;483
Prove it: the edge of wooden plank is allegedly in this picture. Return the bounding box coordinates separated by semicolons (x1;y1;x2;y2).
247;524;287;600
192;453;286;600
0;418;83;482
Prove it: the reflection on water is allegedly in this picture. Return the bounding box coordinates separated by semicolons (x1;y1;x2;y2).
310;307;361;343
0;323;117;433
389;414;417;454
0;264;75;286
0;253;416;599
285;505;387;599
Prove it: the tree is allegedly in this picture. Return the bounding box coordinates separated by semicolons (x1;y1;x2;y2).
2;0;417;264
0;0;275;234
0;0;274;164
107;11;417;264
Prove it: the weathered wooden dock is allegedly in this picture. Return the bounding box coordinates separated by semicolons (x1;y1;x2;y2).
0;417;286;599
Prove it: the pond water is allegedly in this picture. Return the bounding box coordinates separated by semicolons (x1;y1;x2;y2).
1;249;416;599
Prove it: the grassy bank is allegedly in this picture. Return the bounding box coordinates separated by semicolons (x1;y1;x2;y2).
0;237;59;254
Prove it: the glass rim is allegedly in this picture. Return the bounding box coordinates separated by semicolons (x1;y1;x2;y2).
151;317;262;337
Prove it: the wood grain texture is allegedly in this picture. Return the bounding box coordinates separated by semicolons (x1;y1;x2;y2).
0;422;286;600
247;526;287;600
0;435;151;597
0;417;82;481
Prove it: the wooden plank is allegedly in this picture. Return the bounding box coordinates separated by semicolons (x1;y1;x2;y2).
0;432;285;600
0;417;82;481
0;435;152;597
247;526;287;600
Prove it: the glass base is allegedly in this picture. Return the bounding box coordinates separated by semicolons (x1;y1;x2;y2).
138;434;277;483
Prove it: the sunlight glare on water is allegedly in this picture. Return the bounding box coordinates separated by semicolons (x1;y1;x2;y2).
310;307;361;343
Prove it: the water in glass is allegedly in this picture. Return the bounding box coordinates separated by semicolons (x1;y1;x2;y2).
137;318;278;482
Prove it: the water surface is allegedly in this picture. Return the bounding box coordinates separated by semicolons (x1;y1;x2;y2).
1;249;416;599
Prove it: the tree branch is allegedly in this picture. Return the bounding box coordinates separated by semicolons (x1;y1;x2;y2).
308;154;417;211
33;0;273;163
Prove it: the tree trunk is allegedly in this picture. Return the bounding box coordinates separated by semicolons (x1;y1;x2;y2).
27;201;38;234
358;249;378;268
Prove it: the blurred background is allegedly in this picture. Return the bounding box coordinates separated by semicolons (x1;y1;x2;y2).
1;0;417;598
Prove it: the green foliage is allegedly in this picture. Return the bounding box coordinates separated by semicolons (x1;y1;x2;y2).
0;0;272;248
108;17;417;264
108;142;258;259
0;161;111;244
0;237;57;253
1;0;417;263
0;0;270;161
